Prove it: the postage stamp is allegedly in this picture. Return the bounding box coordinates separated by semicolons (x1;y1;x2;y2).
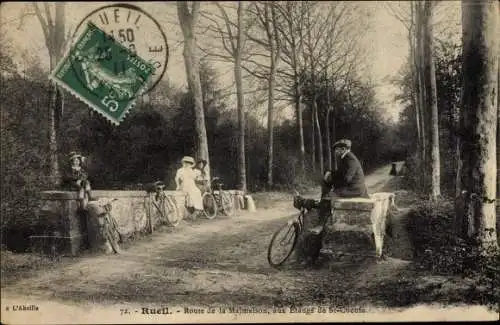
70;3;169;98
49;22;156;125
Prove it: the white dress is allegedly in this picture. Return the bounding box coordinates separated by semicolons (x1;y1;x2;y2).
175;167;203;210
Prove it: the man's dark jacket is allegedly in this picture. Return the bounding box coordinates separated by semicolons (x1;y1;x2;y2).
322;151;369;198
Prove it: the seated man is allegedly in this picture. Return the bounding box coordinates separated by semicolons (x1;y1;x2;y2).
299;139;369;262
322;139;369;199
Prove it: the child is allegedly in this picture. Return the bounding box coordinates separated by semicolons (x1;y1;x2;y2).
64;152;93;203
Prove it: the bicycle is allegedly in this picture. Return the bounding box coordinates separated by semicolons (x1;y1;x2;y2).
267;192;333;268
201;177;234;219
145;181;181;229
99;198;122;254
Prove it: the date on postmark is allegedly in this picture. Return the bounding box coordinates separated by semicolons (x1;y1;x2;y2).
49;22;156;125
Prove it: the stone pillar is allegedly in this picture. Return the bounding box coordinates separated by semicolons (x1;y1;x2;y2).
32;191;84;256
245;195;256;212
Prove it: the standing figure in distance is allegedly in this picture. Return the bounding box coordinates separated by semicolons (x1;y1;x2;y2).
175;156;204;217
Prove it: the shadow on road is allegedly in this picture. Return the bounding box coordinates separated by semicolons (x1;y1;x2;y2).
8;166;487;311
34;214;377;308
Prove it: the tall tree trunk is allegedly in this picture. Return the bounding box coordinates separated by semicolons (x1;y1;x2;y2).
458;0;499;251
331;106;337;170
413;91;422;156
267;74;275;188
309;52;322;174
454;98;463;236
48;77;61;187
423;0;441;200
177;2;211;183
314;97;323;175
311;101;316;172
420;1;431;192
33;3;67;186
455;85;463;199
295;74;305;174
455;108;462;198
326;108;332;171
47;3;65;187
54;3;65;130
415;1;427;192
266;2;280;189
235;2;247;192
497;64;500;198
325;72;332;171
285;3;305;175
410;1;422;178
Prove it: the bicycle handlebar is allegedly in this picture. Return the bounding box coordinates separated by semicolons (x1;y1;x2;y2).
293;193;320;211
211;177;224;188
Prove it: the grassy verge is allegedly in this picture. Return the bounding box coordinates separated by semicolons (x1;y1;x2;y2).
0;247;69;284
401;199;499;311
251;191;295;210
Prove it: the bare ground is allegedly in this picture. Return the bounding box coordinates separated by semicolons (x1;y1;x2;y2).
1;165;498;322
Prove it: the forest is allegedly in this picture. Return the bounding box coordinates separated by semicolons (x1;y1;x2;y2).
1;1;498;258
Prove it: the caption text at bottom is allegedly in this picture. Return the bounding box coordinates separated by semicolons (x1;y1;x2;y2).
121;305;368;316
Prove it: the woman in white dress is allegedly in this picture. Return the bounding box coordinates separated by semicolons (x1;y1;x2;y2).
175;156;204;215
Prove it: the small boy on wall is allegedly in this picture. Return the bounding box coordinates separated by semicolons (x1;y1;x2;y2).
61;151;94;208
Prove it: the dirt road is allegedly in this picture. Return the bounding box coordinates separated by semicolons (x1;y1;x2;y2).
1;164;496;323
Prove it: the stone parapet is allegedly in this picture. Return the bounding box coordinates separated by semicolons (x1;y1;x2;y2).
32;190;252;256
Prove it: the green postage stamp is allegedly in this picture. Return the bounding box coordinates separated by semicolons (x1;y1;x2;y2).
50;22;156;125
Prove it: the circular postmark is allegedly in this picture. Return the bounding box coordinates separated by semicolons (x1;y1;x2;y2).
69;3;169;101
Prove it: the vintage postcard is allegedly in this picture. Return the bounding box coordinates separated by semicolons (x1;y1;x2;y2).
1;1;498;324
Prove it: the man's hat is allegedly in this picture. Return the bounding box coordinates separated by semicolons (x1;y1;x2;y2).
333;139;352;149
69;151;83;160
181;156;195;164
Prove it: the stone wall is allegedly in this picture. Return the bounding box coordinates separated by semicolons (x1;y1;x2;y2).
88;190;187;238
32;189;247;256
324;193;395;257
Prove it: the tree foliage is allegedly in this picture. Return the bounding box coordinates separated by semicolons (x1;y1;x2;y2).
1;3;396;250
395;38;462;196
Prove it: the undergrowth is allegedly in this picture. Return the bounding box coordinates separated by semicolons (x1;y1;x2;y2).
405;199;500;311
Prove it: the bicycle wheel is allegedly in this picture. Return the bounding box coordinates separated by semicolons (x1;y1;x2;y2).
163;196;181;227
220;191;234;216
202;192;218;219
103;214;121;254
267;221;299;268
